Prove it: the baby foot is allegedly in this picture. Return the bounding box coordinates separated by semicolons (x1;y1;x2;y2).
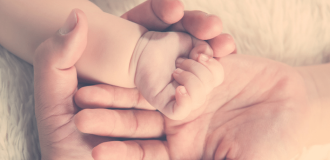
134;31;224;120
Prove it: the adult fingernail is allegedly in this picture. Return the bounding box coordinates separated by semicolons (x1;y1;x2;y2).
199;54;209;62
59;10;77;35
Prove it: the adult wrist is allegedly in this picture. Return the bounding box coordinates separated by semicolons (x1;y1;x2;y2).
295;64;330;146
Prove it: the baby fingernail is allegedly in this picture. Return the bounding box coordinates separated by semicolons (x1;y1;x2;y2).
199;54;209;62
179;87;187;95
174;68;183;74
176;58;185;64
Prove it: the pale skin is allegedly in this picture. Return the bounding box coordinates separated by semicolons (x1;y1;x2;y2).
77;54;311;160
40;20;330;159
0;0;228;120
76;51;330;159
74;3;330;160
1;0;235;159
4;0;330;160
77;53;330;160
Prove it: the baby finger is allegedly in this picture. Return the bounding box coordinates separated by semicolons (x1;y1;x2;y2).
176;58;214;92
172;68;206;110
197;54;224;87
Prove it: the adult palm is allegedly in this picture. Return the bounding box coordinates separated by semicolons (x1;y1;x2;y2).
83;54;312;160
33;0;230;159
164;54;312;160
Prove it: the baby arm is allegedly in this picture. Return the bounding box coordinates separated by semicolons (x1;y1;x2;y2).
0;0;147;88
0;0;224;120
133;31;224;120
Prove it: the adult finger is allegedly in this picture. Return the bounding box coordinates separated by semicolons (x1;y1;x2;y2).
169;10;223;40
74;84;155;110
34;9;87;122
92;140;169;160
121;0;223;41
208;33;236;58
121;0;184;31
74;109;165;138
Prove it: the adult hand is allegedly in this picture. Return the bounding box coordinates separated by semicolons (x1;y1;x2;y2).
166;55;312;160
121;0;236;57
34;0;233;159
76;54;313;160
34;9;163;160
75;0;235;111
73;0;237;159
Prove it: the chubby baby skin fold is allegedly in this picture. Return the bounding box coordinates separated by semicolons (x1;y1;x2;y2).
0;0;229;120
69;9;225;120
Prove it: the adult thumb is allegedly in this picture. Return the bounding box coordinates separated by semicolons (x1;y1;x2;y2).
34;9;88;122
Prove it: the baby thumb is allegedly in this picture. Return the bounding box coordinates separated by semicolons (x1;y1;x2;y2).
34;9;88;121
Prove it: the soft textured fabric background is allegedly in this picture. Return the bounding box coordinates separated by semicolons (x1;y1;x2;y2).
1;0;330;159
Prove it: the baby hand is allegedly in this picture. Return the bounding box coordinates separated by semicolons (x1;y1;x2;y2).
171;52;224;118
134;31;224;120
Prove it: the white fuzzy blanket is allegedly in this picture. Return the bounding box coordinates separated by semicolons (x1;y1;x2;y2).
1;0;330;159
